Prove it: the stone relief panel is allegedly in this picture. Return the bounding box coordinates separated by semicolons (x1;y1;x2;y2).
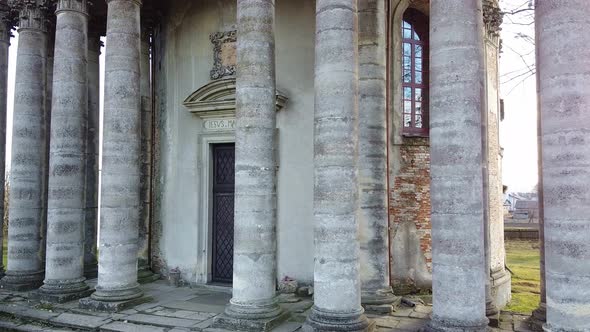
210;30;236;80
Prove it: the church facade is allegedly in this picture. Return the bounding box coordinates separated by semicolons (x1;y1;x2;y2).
0;0;588;331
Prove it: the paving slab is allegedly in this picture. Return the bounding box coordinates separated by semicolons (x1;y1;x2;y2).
50;312;111;330
100;321;168;332
124;313;200;328
152;308;216;321
162;300;226;314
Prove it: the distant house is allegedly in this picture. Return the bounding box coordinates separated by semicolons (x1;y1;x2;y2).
513;200;539;220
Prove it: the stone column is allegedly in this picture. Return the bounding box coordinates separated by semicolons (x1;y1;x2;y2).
83;26;101;279
35;0;91;303
0;1;11;279
302;1;370;331
0;0;49;291
536;1;590;331
215;0;283;330
357;0;398;312
426;1;488;331
79;0;144;311
137;21;157;284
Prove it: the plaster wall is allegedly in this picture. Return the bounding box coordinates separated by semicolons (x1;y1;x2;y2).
153;0;315;284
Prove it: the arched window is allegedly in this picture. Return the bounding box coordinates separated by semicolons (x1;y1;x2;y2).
402;9;429;136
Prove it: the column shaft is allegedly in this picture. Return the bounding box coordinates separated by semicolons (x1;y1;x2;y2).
37;0;91;302
91;0;143;303
303;0;369;331
223;0;281;322
0;2;10;278
536;1;590;331
1;2;48;291
137;25;156;283
427;1;488;331
358;0;397;310
83;32;100;279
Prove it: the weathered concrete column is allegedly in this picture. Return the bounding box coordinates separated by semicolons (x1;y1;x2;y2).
137;22;157;284
83;27;101;279
302;1;370;331
79;0;144;311
426;1;488;331
357;0;398;313
0;0;49;291
214;1;283;330
536;1;590;331
35;0;91;303
0;1;11;279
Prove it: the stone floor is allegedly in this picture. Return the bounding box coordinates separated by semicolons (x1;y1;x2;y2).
0;280;536;332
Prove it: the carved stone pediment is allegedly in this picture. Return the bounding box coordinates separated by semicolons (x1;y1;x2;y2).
183;78;288;118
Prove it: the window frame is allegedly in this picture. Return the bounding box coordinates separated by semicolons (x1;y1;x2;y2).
401;9;429;137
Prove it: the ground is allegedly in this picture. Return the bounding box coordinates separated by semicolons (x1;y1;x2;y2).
504;240;541;314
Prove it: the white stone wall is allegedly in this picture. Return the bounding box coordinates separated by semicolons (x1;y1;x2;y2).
154;0;316;284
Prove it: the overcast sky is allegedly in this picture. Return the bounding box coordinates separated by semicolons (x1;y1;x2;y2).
4;1;538;194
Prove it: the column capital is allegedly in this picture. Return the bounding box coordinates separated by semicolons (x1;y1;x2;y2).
56;0;89;15
10;0;52;32
0;1;16;43
483;0;503;38
106;0;141;5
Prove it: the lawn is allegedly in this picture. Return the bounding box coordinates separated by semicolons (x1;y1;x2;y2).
504;240;541;314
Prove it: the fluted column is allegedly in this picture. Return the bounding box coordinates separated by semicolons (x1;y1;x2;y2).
216;0;282;329
81;0;144;309
35;0;91;303
0;1;11;279
302;1;370;331
137;22;157;283
536;1;590;331
83;27;101;279
0;0;49;291
426;1;488;331
358;0;397;312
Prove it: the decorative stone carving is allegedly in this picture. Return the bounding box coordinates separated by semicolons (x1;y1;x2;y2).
10;0;51;32
0;1;15;42
56;0;88;14
483;0;502;37
210;30;236;80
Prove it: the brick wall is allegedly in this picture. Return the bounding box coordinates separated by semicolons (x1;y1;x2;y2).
389;137;432;293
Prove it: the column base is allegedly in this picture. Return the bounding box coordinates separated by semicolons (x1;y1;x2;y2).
31;278;93;303
137;266;160;284
530;303;546;331
302;305;373;332
0;270;44;291
79;283;148;311
212;297;287;331
79;294;152;313
362;288;401;314
491;268;512;308
421;317;489;332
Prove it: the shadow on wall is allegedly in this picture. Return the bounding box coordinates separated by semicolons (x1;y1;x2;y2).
391;220;432;294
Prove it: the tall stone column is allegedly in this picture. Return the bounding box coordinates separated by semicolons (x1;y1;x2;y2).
80;0;144;311
0;1;11;279
0;0;49;291
215;1;283;330
35;0;91;303
83;26;101;279
137;21;157;284
302;1;370;331
536;1;590;331
426;1;488;331
357;0;397;312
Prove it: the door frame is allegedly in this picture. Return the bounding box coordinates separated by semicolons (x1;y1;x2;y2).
196;132;235;285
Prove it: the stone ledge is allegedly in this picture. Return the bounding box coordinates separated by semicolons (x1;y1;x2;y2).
79;296;153;313
212;310;290;332
30;288;95;304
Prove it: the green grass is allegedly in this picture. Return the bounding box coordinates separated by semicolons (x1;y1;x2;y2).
505;240;541;314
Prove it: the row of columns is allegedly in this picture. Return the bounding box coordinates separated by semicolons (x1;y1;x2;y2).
227;1;590;332
0;1;587;332
0;0;155;307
